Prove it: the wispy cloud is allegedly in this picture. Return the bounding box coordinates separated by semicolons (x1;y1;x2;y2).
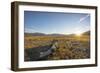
78;14;90;23
24;28;36;33
24;25;40;33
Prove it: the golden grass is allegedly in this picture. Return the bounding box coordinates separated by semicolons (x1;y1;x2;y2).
24;35;90;60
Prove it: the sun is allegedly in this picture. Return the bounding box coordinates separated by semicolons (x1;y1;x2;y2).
75;31;82;36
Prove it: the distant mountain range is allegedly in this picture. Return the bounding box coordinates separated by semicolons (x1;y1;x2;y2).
25;31;90;36
25;32;46;36
82;31;90;35
25;32;66;36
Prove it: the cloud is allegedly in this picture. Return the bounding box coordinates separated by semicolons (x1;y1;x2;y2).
24;28;36;33
78;14;90;23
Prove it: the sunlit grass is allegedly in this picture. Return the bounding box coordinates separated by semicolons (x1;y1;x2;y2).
24;34;90;61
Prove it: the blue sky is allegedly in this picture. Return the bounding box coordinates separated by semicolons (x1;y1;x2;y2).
24;11;90;34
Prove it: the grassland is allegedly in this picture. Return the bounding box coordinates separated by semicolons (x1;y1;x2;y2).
24;33;90;61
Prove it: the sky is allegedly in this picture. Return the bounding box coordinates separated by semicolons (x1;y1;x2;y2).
24;11;90;34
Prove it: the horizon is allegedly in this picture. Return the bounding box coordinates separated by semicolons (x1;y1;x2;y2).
24;30;90;35
24;11;90;35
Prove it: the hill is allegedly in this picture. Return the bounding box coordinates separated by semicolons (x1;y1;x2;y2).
25;30;90;37
82;31;90;35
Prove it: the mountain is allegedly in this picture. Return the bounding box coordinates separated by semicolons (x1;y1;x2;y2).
25;32;45;36
82;31;90;35
25;30;90;36
25;33;66;36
